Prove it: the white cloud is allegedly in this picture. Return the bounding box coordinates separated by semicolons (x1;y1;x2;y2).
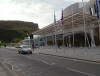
0;0;89;28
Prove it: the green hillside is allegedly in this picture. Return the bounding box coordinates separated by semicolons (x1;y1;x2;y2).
0;20;39;43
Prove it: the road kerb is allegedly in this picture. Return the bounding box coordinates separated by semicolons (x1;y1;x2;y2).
39;52;100;64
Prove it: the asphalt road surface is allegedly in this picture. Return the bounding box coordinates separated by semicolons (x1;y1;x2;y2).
0;47;100;76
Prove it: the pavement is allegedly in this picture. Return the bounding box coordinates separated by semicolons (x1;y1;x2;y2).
6;46;17;50
0;61;21;76
34;46;100;63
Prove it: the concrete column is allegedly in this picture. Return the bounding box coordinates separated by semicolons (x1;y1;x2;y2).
90;24;96;47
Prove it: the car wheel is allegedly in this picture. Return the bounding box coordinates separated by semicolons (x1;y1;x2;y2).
30;51;32;54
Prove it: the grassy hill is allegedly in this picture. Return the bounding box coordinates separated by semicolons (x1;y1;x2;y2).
0;20;39;43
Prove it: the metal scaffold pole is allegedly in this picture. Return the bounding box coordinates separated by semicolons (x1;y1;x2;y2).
89;0;96;47
82;0;87;47
62;25;65;47
71;6;74;47
82;0;90;47
61;9;65;47
54;11;57;52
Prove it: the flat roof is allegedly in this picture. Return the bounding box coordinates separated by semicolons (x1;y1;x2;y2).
33;12;97;35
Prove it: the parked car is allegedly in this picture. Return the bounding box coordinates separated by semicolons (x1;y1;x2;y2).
18;45;32;54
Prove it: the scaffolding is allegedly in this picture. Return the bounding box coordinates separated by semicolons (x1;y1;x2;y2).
33;12;99;47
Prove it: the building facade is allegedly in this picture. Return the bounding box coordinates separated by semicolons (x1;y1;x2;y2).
33;0;100;48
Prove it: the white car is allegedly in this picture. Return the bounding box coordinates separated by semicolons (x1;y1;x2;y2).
18;45;32;54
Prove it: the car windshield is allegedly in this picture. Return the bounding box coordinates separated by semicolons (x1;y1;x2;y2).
22;46;29;48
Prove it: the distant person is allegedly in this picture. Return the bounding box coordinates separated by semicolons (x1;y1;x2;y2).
32;43;34;49
32;43;34;53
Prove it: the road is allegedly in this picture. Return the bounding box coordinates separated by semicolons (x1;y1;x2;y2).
0;47;100;76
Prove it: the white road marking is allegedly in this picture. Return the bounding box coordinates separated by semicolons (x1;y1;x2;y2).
41;60;56;65
67;67;96;76
51;62;56;65
60;57;100;65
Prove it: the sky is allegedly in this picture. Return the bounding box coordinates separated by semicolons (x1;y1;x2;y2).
0;0;89;28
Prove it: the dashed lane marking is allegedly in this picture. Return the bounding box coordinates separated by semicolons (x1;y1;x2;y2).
41;60;56;65
67;67;96;76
